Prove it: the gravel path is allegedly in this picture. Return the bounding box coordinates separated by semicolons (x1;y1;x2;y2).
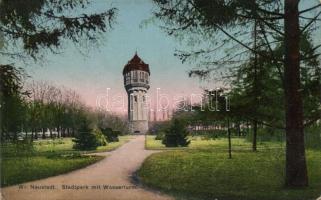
1;136;173;200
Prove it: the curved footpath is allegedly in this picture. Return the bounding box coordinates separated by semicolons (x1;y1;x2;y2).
1;136;173;200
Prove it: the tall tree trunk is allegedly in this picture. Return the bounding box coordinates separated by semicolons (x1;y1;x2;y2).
284;0;308;187
237;122;241;137
42;128;46;139
67;128;70;137
62;128;65;137
31;130;34;141
252;17;258;152
252;120;257;151
34;129;38;140
57;126;61;138
246;120;250;136
227;119;232;159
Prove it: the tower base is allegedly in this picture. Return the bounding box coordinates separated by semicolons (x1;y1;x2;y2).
129;120;148;134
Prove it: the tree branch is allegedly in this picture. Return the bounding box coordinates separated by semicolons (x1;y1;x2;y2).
300;10;321;34
299;4;321;14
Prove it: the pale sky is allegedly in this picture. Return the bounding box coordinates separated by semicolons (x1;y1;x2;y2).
3;0;321;115
12;0;211;115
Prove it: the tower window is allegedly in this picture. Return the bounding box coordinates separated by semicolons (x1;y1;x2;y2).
134;96;137;102
133;71;138;82
145;73;148;83
125;73;130;84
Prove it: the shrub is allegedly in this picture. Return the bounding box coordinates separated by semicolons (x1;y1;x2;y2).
201;133;218;140
155;132;165;140
73;119;99;150
112;131;120;142
245;127;285;142
1;138;35;157
94;129;108;146
162;119;190;147
101;128;119;142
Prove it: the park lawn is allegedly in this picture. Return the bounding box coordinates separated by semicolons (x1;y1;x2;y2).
145;135;285;150
34;135;134;153
138;148;321;200
90;135;134;153
1;135;134;187
1;154;103;187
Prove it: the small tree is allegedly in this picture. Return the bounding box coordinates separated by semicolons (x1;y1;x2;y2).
162;119;190;147
150;121;171;140
101;128;119;142
73;119;99;150
94;128;107;146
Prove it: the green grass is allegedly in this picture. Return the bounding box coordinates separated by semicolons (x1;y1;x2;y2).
139;139;321;200
34;135;134;153
1;135;134;187
1;154;103;187
145;135;285;150
90;135;134;152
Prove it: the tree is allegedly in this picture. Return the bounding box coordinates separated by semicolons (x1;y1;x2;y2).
230;48;285;151
162;118;190;147
152;0;321;187
0;0;117;60
0;65;29;141
201;89;234;158
1;0;118;141
283;0;307;186
100;127;119;142
73;117;99;150
95;110;129;136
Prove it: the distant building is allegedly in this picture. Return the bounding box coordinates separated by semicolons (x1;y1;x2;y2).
123;53;150;134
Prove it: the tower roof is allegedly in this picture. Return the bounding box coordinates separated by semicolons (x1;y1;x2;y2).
123;53;150;75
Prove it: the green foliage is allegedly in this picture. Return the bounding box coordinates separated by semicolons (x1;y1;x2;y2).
200;133;219;140
150;121;170;141
152;0;320;186
304;125;321;150
96;112;129;136
0;65;29;141
162;119;190;147
72;119;99;150
112;131;121;142
155;132;165;140
1;139;35;157
101;128;119;142
243;126;321;150
245;128;285;143
94;128;108;146
0;0;117;58
191;129;228;139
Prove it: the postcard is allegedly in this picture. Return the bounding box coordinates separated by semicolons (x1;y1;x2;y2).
1;0;321;200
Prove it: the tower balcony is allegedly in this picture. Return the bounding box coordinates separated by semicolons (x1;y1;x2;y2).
124;82;150;91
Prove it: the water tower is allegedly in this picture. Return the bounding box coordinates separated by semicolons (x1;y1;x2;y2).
123;53;150;134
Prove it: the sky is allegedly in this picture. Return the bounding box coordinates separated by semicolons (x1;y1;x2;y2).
16;0;211;115
3;0;321;116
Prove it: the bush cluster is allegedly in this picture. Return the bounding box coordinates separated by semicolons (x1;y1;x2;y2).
162;119;190;147
72;119;120;150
